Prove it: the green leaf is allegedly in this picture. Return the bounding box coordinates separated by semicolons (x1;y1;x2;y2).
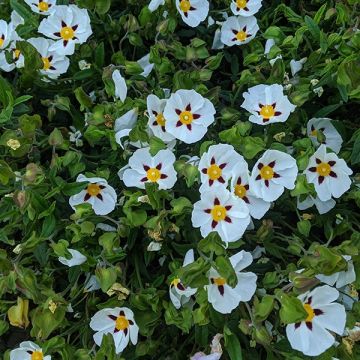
198;232;226;256
254;295;275;322
277;292;307;324
224;325;243;360
215;256;237;288
95;0;111;14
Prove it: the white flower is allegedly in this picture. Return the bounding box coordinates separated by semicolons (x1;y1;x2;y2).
38;5;92;56
191;334;223;360
286;285;346;357
137;53;154;77
28;37;70;79
220;16;259;47
269;55;282;66
297;195;336;214
249;150;298;202
0;37;25;72
147;241;162;251
69;174;117;215
211;28;224;50
305;144;352;201
69;126;83;147
11;11;24;28
122;148;177;190
0;20;13;50
176;0;209;28
58;249;87;267
264;38;275;54
231;165;271;219
163;89;215;144
90;307;139;354
169;249;197;309
10;341;51;360
148;0;165;12
230;0;262;17
307;118;343;154
192;187;250;244
114;109;139;149
290;58;307;77
112;69;127;102
198;144;241;192
147;94;175;143
84;274;101;292
206;251;257;314
241;84;296;125
25;0;56;15
316;256;356;289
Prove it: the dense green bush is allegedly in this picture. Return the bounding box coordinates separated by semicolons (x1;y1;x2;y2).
0;0;360;359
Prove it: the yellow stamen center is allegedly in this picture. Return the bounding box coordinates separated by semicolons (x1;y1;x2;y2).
310;129;318;136
304;303;315;322
171;278;180;287
213;277;226;286
87;184;101;196
179;110;193;125
115;315;129;331
316;162;331;177
60;26;75;41
0;38;4;47
31;351;44;360
236;30;247;42
260;165;274;180
42;57;51;70
260;105;275;119
207;164;222;180
211;205;227;222
14;49;21;59
235;184;247;198
156;113;166;127
179;0;191;12
147;168;161;182
38;1;49;11
236;0;247;9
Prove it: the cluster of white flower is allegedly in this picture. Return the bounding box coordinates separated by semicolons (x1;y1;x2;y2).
7;0;356;358
0;3;91;78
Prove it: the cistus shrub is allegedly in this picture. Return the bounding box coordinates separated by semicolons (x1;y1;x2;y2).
0;0;360;359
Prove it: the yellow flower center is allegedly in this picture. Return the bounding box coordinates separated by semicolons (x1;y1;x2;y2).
179;110;193;125
156;113;166;127
31;351;44;360
260;165;274;180
0;38;4;47
171;278;180;287
115;315;129;331
147;168;161;182
87;184;101;196
38;1;49;11
310;129;318;136
236;30;247;42
14;49;21;59
316;162;331;177
236;0;247;9
213;277;226;286
179;0;191;12
42;57;51;70
235;184;247;198
260;105;275;119
211;205;227;222
207;164;222;180
60;26;75;41
304;303;315;322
